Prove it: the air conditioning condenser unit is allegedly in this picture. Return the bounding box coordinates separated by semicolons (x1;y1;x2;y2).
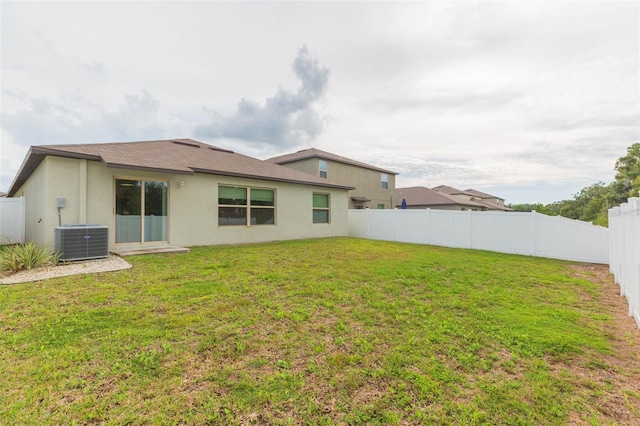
54;225;109;261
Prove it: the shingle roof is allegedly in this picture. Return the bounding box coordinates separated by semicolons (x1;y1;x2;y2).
431;185;475;196
467;198;513;211
266;148;398;175
396;186;486;208
463;188;503;200
7;139;354;197
432;185;511;210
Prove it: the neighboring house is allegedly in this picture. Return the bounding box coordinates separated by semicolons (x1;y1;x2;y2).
0;192;6;198
267;148;398;209
396;186;488;210
397;185;512;211
432;185;511;211
6;139;354;251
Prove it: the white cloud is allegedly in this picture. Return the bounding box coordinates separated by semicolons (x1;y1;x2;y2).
1;1;638;204
195;46;330;148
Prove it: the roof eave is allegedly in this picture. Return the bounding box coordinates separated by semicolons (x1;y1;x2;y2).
105;163;195;176
31;145;103;161
190;168;355;190
7;148;43;197
7;146;98;197
272;153;398;175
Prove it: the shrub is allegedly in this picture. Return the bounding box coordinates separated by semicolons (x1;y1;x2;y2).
0;242;60;272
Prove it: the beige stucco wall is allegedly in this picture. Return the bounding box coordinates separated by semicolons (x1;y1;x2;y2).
15;157;50;245
18;156;350;249
14;156;90;246
484;197;505;207
279;158;396;209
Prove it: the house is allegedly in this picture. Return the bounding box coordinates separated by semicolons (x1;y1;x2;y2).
6;139;354;251
267;148;398;209
432;185;511;211
397;185;511;211
396;186;488;210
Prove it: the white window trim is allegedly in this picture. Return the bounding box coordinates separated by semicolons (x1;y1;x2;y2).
218;185;276;227
319;160;328;179
312;192;330;224
381;173;389;189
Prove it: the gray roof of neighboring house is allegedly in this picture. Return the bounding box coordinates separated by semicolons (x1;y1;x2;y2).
396;186;486;209
433;185;504;201
432;184;475;196
7;138;355;197
470;199;513;211
399;186;513;211
432;184;511;211
463;188;504;200
266;148;398;175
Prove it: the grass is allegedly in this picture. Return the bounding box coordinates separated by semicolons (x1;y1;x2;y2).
0;237;637;424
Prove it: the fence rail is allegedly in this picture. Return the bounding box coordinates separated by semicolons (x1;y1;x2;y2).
349;209;609;264
0;197;26;245
609;197;640;329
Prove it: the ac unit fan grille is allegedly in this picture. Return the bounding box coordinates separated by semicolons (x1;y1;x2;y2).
55;226;109;261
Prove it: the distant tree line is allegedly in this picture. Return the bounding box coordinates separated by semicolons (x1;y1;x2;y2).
509;143;640;227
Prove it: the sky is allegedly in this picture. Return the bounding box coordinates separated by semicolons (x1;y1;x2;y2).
1;1;638;204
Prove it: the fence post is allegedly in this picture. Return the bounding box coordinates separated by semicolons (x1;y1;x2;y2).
425;208;430;245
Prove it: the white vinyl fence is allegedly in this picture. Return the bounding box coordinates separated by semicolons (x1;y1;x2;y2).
349;209;609;264
609;197;640;329
0;197;26;245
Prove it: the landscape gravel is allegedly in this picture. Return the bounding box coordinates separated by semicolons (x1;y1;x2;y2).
0;255;132;285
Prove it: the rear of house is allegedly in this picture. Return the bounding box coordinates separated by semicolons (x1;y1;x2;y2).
7;139;352;251
267;148;397;209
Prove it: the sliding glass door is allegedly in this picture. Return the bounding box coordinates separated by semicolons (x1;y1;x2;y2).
144;181;168;242
115;179;167;244
115;179;142;243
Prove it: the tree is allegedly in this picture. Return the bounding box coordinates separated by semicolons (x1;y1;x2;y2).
558;182;611;226
509;143;638;227
612;143;640;202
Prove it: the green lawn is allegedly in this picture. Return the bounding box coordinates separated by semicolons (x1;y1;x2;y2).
1;237;638;425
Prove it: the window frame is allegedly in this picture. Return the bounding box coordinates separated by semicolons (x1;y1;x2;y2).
319;160;328;179
381;173;389;189
114;177;169;245
312;192;330;224
218;185;276;227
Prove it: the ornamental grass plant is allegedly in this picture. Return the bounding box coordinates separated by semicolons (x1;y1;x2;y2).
0;242;60;272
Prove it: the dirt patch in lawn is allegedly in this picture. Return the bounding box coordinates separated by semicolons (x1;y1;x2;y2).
566;263;640;424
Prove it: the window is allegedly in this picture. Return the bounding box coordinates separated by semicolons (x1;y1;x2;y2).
353;205;364;210
377;203;385;209
319;160;328;179
313;193;330;223
381;173;389;189
218;185;275;226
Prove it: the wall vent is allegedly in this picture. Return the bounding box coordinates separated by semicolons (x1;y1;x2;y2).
54;225;109;261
